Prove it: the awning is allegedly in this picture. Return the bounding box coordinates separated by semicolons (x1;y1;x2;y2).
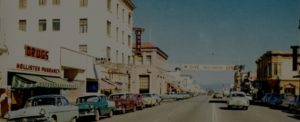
12;74;79;89
101;78;121;90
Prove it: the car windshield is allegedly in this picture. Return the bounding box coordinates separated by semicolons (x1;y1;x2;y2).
25;97;56;107
231;93;245;97
76;96;98;103
142;94;151;97
110;94;126;100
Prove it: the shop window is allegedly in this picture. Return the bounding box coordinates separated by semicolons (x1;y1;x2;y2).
86;80;98;93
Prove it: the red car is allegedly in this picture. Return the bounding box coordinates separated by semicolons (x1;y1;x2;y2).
109;93;136;114
131;93;145;110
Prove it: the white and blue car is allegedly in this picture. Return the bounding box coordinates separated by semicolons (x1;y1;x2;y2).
7;95;79;122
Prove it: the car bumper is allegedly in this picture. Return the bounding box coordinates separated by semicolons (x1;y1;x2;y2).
79;111;96;117
8;116;49;122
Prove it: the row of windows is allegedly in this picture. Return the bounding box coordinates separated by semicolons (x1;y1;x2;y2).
18;19;131;46
104;46;131;64
19;0;62;8
107;0;132;26
19;19;60;32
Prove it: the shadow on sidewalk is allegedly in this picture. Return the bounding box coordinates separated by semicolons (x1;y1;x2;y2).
288;114;300;120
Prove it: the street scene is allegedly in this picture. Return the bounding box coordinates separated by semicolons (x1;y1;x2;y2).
0;0;299;122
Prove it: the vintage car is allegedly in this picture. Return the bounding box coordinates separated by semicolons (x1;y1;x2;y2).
76;95;115;121
151;93;162;105
7;95;79;122
213;92;223;99
109;93;136;114
142;93;157;107
131;93;145;109
288;95;300;113
227;92;250;110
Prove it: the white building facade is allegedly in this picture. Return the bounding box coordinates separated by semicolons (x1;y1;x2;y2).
0;0;135;113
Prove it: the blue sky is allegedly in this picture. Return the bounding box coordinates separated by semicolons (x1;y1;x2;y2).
133;0;300;89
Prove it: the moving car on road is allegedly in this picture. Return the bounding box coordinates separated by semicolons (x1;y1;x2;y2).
227;92;250;110
213;92;223;99
7;95;79;122
76;95;115;121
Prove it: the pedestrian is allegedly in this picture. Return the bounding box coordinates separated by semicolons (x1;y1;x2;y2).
0;89;9;118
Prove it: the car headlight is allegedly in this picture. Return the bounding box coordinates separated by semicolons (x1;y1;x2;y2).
89;105;94;109
4;113;10;119
39;109;46;115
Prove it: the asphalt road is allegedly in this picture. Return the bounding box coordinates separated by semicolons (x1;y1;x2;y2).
82;95;300;122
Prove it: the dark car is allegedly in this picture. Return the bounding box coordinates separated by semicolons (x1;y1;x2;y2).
269;94;282;107
288;95;300;113
109;93;136;114
261;93;272;104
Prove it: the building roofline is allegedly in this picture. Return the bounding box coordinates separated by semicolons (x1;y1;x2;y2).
122;0;136;10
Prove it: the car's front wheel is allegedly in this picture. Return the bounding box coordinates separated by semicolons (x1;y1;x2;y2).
51;116;57;122
95;110;100;121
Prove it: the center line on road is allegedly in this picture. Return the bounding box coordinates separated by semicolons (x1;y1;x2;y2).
212;103;218;122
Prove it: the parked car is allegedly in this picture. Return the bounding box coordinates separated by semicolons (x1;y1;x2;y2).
161;92;179;100
109;93;136;114
245;93;253;102
151;93;162;105
280;94;294;109
288;95;300;113
131;93;145;110
227;92;250;110
7;95;79;122
261;93;272;104
142;93;157;107
269;94;282;107
76;95;115;121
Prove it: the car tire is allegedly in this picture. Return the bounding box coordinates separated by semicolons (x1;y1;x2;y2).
133;106;136;112
51;116;57;122
121;107;126;114
228;105;232;109
95;110;100;121
108;110;113;118
71;117;77;122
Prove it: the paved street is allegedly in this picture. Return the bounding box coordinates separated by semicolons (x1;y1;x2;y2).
90;96;300;122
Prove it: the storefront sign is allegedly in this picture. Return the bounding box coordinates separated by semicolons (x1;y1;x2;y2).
16;63;60;74
133;27;144;55
181;64;236;71
25;45;49;60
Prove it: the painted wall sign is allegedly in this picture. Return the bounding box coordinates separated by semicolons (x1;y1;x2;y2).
16;63;60;74
25;45;49;60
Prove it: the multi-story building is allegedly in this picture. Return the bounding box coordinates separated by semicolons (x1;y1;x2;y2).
131;42;169;95
256;51;300;95
0;0;135;113
180;74;193;92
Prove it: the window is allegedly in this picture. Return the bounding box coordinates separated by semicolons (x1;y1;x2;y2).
52;0;60;5
122;9;125;23
128;56;131;64
79;18;87;33
19;20;26;31
107;0;111;11
116;50;119;63
106;47;111;60
19;0;27;9
39;19;47;31
122;31;124;44
146;55;151;65
116;27;119;41
116;4;119;18
39;0;47;6
52;19;60;31
122;53;124;64
80;0;88;7
128;13;132;26
128;35;131;47
79;44;87;53
86;80;98;93
106;21;111;36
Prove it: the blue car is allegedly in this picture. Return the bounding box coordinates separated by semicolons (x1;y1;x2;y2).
269;94;282;106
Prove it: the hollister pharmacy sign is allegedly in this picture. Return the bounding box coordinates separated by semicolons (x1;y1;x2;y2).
16;63;60;74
